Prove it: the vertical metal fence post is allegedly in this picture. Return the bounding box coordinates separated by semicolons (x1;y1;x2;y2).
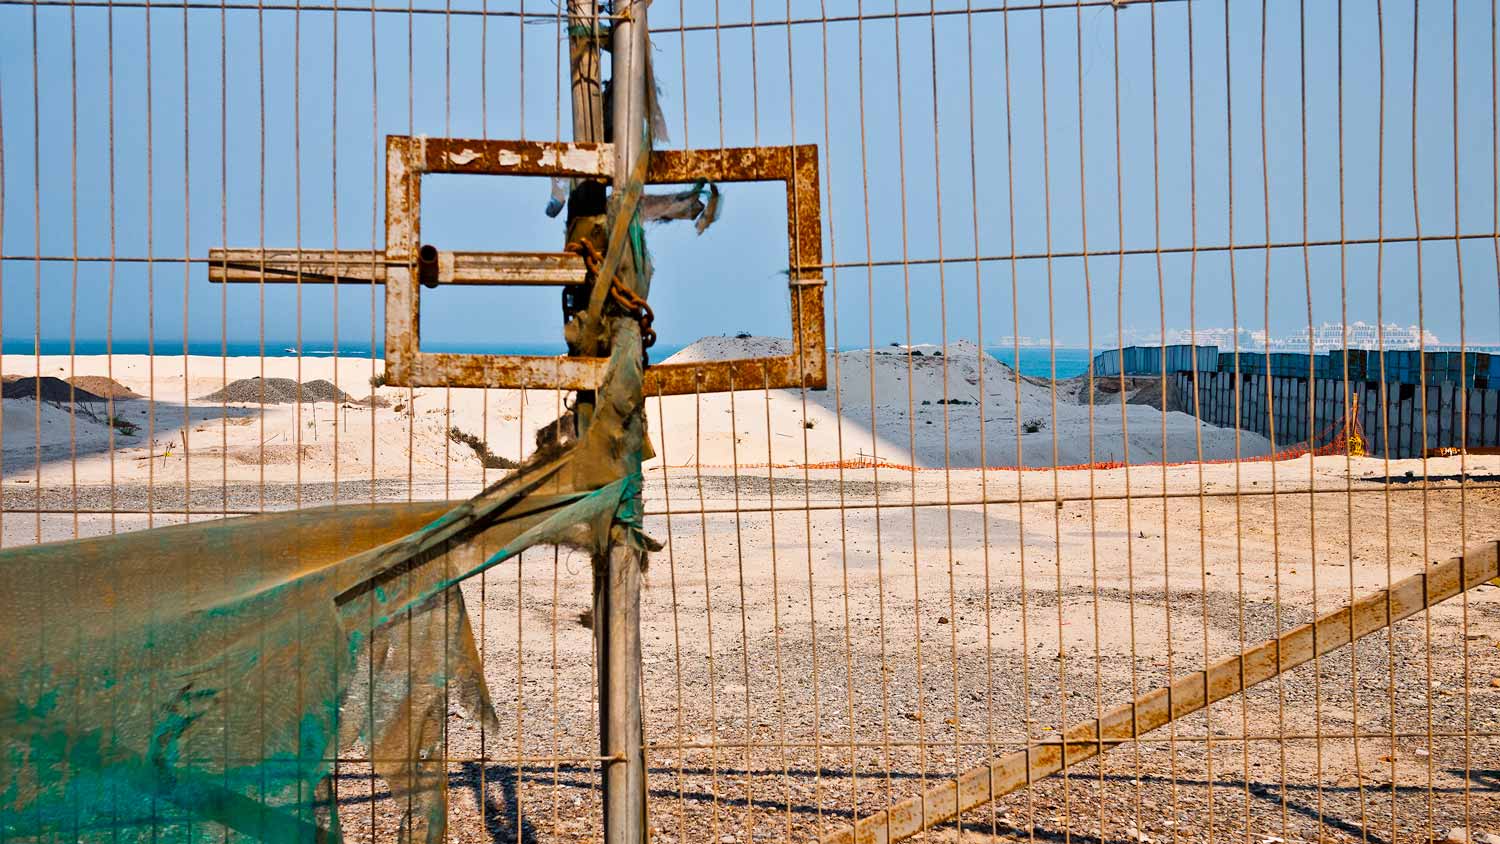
597;2;649;843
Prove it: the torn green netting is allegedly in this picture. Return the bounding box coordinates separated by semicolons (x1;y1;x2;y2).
0;473;640;842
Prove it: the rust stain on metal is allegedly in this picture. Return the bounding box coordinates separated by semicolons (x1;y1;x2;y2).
407;352;609;391
821;539;1500;844
207;249;388;283
417;136;615;178
208;249;585;286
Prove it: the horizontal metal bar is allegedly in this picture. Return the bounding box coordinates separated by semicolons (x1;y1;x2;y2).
646;730;1500;753
638;478;1500;517
650;0;1193;34
412;137;616;179
0;0;1179;21
14;228;1500;269
206;248;587;286
0;0;632;17
401;350;610;390
5;478;1493;521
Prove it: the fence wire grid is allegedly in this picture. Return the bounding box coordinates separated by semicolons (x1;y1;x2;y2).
2;1;1500;843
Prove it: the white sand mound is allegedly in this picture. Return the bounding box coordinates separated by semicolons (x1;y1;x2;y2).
3;398;120;454
656;337;1272;468
663;335;794;363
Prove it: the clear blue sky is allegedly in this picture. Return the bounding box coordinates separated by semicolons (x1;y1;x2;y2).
3;0;1499;352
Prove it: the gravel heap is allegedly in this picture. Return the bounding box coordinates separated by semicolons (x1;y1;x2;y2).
198;377;353;405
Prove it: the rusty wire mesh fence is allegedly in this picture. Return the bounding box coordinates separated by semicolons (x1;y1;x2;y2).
3;0;1500;842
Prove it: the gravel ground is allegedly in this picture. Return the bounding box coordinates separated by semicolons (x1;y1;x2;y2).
319;467;1500;844
3;464;1495;842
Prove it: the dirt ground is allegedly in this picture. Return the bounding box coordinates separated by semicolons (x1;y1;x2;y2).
315;455;1500;844
2;355;1496;841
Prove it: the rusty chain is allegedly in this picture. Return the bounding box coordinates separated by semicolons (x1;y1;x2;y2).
566;239;657;365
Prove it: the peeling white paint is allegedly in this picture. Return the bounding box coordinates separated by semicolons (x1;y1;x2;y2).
559;147;607;174
447;148;481;165
496;150;523;167
535;145;610;176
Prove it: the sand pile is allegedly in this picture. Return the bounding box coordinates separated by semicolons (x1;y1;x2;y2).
663;334;794;363
2;398;118;456
662;337;1273;467
67;375;141;400
2;375;105;402
823;341;1271;466
199;377;353;405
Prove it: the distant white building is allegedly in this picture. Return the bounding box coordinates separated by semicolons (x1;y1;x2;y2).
1276;322;1441;351
1159;322;1440;351
1161;326;1267;350
988;335;1052;348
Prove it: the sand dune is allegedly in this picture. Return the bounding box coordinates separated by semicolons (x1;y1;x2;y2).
0;338;1270;490
657;337;1272;467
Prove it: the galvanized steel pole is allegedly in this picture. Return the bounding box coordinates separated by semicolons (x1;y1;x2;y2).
598;2;649;842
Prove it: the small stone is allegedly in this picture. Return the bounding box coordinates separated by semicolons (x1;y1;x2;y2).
938;616;950;625
1490;678;1500;688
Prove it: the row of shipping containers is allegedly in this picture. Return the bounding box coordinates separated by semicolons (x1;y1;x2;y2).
1094;345;1498;388
1172;371;1500;458
1090;345;1219;378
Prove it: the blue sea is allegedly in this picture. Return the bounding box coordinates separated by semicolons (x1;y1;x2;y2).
985;347;1093;380
2;339;1095;380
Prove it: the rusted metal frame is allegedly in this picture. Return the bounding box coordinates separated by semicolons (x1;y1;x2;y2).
206;248;586;285
639;144;827;395
379;136;828;395
382;135;612;387
209;135;824;392
820;539;1500;844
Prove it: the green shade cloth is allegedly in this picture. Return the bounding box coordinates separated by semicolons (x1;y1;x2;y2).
1;474;640;842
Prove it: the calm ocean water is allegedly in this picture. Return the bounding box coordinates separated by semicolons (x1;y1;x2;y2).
2;339;1095;380
985;347;1093;380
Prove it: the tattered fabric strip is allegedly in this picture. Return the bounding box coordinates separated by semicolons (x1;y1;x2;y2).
1;471;643;842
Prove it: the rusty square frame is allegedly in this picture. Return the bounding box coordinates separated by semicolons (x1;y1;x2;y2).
383;135;827;394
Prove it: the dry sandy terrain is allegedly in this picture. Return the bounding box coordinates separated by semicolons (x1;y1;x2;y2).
1;344;1496;843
